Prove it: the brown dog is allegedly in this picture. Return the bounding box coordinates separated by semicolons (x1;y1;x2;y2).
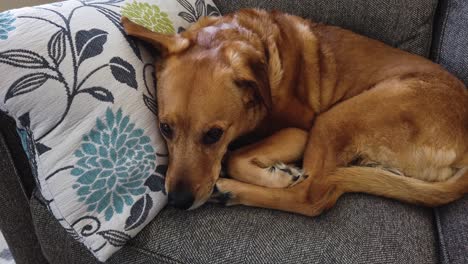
122;9;468;216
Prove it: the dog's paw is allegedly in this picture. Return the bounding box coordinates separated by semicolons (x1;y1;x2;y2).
267;163;308;187
209;179;238;206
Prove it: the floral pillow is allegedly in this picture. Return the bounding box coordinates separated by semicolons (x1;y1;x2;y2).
0;0;220;262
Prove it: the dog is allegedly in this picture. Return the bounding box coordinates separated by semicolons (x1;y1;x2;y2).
122;8;468;216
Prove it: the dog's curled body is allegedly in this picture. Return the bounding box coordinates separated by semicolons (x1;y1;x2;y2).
122;9;468;216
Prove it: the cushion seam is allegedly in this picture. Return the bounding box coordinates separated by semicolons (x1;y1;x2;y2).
126;245;186;264
434;208;450;264
424;0;440;57
396;11;435;57
435;0;452;63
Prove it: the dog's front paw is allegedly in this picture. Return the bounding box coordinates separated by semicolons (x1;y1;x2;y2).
267;163;309;187
209;178;238;206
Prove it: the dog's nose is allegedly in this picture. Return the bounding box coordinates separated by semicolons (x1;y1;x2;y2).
168;191;194;210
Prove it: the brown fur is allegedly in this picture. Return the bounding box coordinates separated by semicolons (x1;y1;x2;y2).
122;9;468;215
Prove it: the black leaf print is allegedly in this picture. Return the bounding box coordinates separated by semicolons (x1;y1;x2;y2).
144;174;166;194
97;230;131;247
18;112;30;127
195;0;206;18
65;228;81;240
36;143;51;155
155;164;168;176
124;194;153;231
80;87;114;103
109;57;137;89
71;216;101;237
95;7;142;60
143;94;157;115
176;0;196;15
207;4;221;16
0;49;49;69
123;34;143;60
93;242;107;253
178;11;196;23
5;73;51;102
142;63;155;97
75;29;108;65
48;30;67;66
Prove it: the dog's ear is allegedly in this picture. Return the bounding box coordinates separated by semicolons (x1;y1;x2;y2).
121;17;189;56
227;47;272;111
237;59;272;110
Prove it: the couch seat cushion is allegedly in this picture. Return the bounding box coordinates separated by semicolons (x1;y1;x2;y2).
31;192;438;264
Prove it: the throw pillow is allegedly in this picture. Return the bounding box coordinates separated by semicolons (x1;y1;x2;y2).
0;0;220;261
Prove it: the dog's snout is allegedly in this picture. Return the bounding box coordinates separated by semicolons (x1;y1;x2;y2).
168;190;194;210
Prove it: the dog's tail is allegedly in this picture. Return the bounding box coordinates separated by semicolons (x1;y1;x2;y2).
328;167;468;206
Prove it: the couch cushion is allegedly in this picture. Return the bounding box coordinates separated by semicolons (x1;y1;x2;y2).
31;192;438;264
213;0;438;57
0;0;221;261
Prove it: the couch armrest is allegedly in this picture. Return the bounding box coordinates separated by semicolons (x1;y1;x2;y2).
0;115;47;264
431;1;468;263
430;0;468;85
435;197;468;264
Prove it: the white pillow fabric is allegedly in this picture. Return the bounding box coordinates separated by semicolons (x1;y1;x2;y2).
0;0;220;261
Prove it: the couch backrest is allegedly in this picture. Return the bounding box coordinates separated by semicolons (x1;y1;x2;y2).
431;0;468;85
213;0;439;57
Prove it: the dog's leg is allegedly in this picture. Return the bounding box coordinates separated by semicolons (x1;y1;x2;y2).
226;128;309;188
213;178;326;216
213;128;339;216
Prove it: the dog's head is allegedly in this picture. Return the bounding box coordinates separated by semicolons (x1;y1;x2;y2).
122;14;273;209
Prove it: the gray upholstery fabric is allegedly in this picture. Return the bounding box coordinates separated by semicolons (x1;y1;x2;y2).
30;194;174;264
31;192;438;264
430;1;468;263
0;132;47;264
435;197;468;264
213;0;438;57
0;114;36;198
431;0;468;85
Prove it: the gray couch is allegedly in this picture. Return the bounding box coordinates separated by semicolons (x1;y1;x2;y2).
1;0;467;263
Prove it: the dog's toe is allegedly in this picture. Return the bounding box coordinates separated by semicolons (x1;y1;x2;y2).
267;163;308;187
209;179;237;206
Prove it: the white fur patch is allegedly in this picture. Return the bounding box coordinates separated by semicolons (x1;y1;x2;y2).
197;23;236;47
266;162;308;187
168;37;190;53
421;146;457;166
295;22;310;35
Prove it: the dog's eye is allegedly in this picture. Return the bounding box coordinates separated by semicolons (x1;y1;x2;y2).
203;128;224;145
160;123;173;139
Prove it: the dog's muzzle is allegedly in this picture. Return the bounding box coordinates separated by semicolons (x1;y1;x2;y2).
168;191;194;210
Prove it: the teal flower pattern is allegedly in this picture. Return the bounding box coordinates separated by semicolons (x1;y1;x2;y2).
0;12;16;40
71;108;156;221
